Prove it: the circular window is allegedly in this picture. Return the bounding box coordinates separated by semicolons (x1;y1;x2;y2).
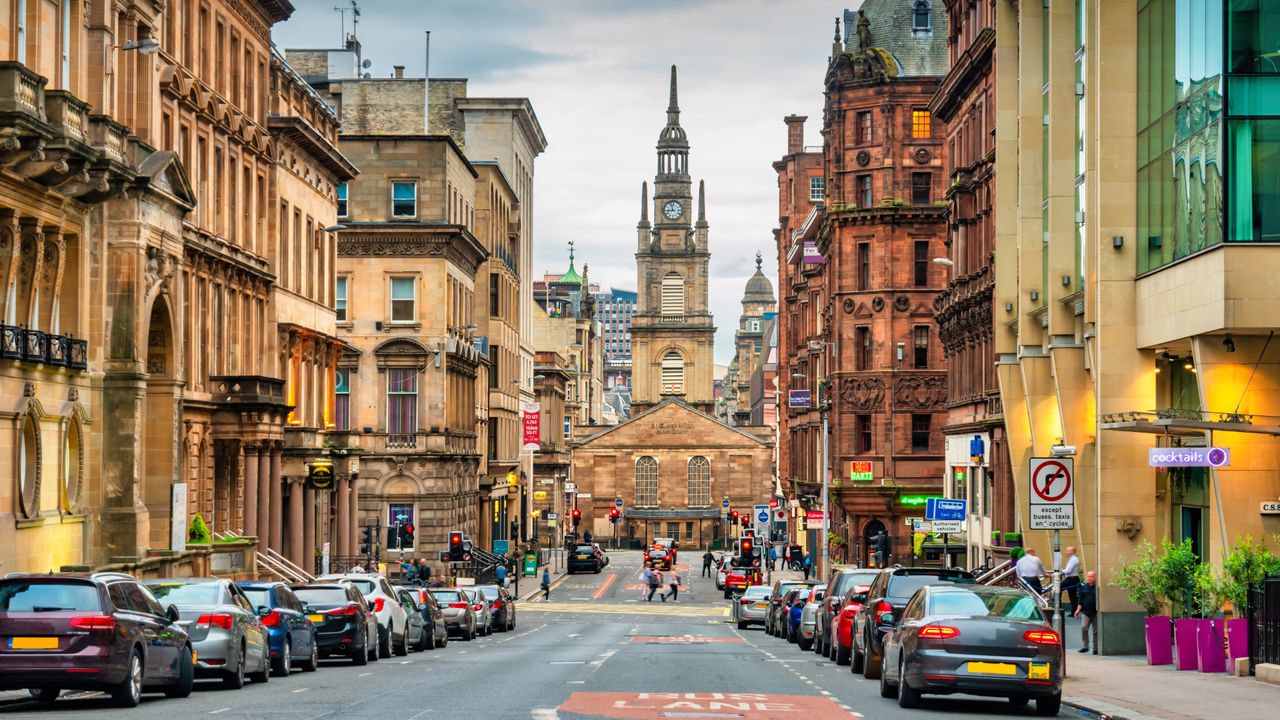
64;420;81;512
19;415;40;518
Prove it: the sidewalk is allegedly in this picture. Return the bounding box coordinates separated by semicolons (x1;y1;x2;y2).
517;563;569;602
1062;652;1280;720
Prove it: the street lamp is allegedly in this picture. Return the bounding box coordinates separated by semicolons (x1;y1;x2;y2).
931;257;954;267
118;38;160;54
791;369;829;580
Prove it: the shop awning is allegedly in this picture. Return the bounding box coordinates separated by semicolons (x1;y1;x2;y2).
1099;410;1280;437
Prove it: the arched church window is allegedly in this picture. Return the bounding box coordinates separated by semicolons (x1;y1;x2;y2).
660;272;685;317
636;456;659;507
687;456;711;507
661;351;685;395
913;1;931;31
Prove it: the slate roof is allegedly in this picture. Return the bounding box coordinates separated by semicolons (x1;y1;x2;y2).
843;0;949;78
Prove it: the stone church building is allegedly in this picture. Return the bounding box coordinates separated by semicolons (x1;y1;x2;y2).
572;67;774;548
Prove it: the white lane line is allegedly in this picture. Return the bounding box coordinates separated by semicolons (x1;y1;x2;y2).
291;687;310;693
549;660;585;664
820;690;832;695
358;671;373;677
531;709;561;720
400;660;412;664
458;650;467;654
209;710;230;715
407;710;435;720
566;680;586;684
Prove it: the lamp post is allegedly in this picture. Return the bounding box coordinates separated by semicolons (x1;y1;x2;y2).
792;369;828;580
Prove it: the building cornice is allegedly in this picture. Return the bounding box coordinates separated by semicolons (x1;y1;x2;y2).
337;223;488;273
928;26;995;121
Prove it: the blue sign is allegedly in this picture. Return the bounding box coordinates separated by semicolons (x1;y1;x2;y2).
615;498;624;508
757;510;770;524
926;497;966;521
788;390;811;408
722;499;730;508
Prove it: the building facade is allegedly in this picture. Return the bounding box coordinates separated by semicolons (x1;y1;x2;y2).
723;254;776;425
594;286;637;390
930;0;1015;567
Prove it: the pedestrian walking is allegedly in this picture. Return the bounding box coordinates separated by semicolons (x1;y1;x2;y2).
541;568;552;600
647;569;662;602
1060;546;1081;614
661;571;681;602
641;565;653;599
1016;548;1047;595
767;544;777;571
802;552;812;580
1075;570;1099;654
702;550;714;577
583;530;593;545
496;563;508;589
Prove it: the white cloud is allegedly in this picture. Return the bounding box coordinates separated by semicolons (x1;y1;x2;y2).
275;0;839;361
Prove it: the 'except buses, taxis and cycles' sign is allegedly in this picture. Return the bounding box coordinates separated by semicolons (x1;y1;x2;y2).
849;461;873;482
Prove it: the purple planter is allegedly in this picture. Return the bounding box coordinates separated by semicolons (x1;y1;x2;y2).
1226;618;1249;672
1197;618;1225;673
1174;618;1199;670
1145;615;1173;665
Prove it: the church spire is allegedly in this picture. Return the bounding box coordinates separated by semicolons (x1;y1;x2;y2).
667;64;679;124
696;179;708;228
657;64;688;152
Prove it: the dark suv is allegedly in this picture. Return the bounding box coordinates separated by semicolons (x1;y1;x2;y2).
851;567;975;679
0;572;194;708
568;544;603;574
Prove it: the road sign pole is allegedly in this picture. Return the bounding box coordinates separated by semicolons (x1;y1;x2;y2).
943;532;949;569
820;410;829;580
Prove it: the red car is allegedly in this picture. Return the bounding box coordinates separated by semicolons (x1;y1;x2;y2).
722;565;763;598
828;583;872;664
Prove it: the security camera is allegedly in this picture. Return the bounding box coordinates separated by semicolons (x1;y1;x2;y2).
1050;444;1077;457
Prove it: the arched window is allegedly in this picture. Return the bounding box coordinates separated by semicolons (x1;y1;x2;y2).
660;272;685;317
18;413;39;519
913;1;931;31
687;456;711;507
661;351;685;395
63;418;82;512
636;456;658;507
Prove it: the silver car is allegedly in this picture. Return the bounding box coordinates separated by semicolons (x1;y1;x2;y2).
799;584;827;651
734;585;772;629
144;578;270;689
429;588;477;640
316;573;410;657
461;587;493;636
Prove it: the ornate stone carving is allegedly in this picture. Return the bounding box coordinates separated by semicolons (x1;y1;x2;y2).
841;377;884;411
893;375;947;410
871;297;885;312
843;298;855;313
894;295;910;312
913;147;932;164
145;246;176;297
23;381;35;397
856;150;871;167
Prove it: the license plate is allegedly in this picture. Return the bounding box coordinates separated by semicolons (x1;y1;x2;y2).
1028;662;1050;680
9;637;58;650
308;614;324;624
968;661;1016;675
754;603;768;609
577;555;589;559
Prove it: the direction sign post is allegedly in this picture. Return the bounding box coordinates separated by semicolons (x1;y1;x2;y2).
925;497;966;569
1030;456;1075;674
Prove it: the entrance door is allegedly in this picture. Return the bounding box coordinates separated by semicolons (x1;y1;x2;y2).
864;519;887;567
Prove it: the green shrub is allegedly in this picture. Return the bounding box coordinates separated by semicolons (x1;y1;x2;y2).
1156;538;1201;618
1114;540;1163;615
187;514;211;544
1009;546;1026;561
1221;535;1280;616
1003;532;1022;543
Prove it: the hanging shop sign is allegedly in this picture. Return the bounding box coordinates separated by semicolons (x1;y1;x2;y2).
1147;447;1230;468
307;461;335;491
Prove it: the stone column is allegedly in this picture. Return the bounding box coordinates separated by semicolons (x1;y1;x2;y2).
268;444;283;552
349;478;361;558
304;485;316;573
335;476;349;557
256;445;271;548
288;479;304;568
243;443;260;538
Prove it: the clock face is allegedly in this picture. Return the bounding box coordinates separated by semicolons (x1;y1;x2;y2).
663;201;683;220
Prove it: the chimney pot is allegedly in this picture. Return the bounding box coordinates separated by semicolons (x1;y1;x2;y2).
784;115;808;154
393;65;405;79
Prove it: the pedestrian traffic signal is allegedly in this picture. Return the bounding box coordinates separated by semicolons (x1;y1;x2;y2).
360;525;374;555
448;530;464;561
571;508;582;526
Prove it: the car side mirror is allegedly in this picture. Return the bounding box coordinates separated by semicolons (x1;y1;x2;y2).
165;604;181;624
880;613;896;625
368;601;377;612
257;606;271;617
299;601;309;611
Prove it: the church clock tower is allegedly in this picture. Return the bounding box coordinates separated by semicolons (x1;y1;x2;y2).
631;65;716;414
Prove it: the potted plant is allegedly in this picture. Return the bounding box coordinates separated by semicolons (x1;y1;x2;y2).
1115;540;1171;665
1002;532;1022;548
186;514;211;545
1220;536;1280;669
1155;539;1202;670
991;531;1002;547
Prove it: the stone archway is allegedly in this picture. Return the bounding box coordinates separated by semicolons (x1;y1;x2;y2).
142;295;182;551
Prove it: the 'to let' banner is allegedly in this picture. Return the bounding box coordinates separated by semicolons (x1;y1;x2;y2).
522;402;541;451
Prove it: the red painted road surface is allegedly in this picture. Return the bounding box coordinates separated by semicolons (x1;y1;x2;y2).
629;635;745;644
559;692;860;720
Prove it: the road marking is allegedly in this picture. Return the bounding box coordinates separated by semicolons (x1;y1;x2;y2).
358;672;373;677
291;687;309;693
209;710;230;715
400;660;411;664
566;680;586;684
571;597;592;601
458;650;467;654
591;571;619;600
531;709;561;720
550;660;586;664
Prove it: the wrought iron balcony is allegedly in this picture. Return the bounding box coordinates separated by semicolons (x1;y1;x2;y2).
0;324;88;370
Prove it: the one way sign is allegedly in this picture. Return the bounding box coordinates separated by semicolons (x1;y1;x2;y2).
1029;457;1075;530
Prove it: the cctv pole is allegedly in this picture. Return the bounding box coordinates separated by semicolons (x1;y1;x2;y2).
820;407;829;581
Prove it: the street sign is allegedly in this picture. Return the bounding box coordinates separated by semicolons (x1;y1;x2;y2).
1148;447;1231;468
769;498;779;509
805;510;825;521
905;516;923;527
912;520;931;533
565;482;577;493
547;512;558;521
925;497;966;522
787;390;811;408
931;520;964;534
849;461;873;482
616;498;625;508
722;498;730;509
577;493;592;499
757;509;770;523
1030;457;1075;529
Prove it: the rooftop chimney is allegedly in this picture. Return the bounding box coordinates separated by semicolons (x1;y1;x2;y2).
784;115;808;154
393;65;405;79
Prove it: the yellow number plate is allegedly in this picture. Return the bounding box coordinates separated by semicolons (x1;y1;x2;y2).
754;603;769;609
577;555;590;559
967;661;1016;675
1028;662;1051;680
10;637;58;650
308;614;324;624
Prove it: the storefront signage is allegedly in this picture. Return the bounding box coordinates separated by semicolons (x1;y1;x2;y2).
805;510;825;521
506;471;519;487
307;461;335;491
521;402;541;451
1148;447;1230;468
1261;501;1280;516
849;461;873;482
533;490;548;501
898;495;930;507
787;390;811;408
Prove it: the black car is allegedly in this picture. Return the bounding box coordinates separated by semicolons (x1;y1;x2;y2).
401;587;449;649
473;585;516;631
292;583;377;665
851;567;975;679
0;572;194;708
568;544;602;573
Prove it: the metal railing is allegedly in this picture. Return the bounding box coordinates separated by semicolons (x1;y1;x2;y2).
213;531;313;584
1250;574;1280;674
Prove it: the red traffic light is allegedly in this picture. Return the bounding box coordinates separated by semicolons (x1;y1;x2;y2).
608;507;619;519
739;538;754;556
730;510;739;521
404;524;414;534
572;508;582;519
449;531;462;546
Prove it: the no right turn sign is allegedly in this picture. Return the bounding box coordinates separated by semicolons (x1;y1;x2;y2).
1029;457;1075;529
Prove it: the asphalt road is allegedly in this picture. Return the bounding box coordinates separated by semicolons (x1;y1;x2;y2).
0;551;1080;719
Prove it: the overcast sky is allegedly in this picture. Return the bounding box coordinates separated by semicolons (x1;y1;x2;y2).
274;0;843;363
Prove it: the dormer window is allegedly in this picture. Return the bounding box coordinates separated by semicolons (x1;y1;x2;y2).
913;1;931;31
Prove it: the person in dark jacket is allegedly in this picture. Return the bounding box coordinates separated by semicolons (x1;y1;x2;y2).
702;551;715;577
1074;570;1098;654
541;568;552;600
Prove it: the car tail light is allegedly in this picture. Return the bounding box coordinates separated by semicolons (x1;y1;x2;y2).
260;610;282;627
1024;629;1061;645
69;615;115;631
873;601;893;624
448;602;469;609
492;601;502;610
472;604;483;611
739;598;753;605
917;625;960;639
327;605;358;617
196;614;234;630
373;597;386;613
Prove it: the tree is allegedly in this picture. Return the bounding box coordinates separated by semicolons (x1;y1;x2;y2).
1114;540;1163;616
1221;535;1280;617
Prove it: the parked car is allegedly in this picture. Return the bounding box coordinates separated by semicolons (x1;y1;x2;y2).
473;584;515;632
783;587;813;643
460;587;493;636
315;573;409;658
878;584;1063;716
815;566;879;660
765;580;814;637
828;579;876;664
291;582;378;664
401;587;449;649
143;578;270;689
733;585;772;629
569;544;603;574
851;567;976;679
0;572;194;708
236;581;318;676
798;584;826;650
714;552;733;590
392;587;427;653
429;588;477;639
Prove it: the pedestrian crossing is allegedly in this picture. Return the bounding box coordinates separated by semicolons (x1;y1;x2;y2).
521;601;729;618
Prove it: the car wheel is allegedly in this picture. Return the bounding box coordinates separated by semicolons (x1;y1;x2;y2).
799;636;812;651
301;640;319;672
438;632;448;648
394;627;409;656
1035;693;1062;717
415;626;428;652
248;647;271;684
864;644;882;680
836;642;851;665
351;638;369;666
851;639;865;674
273;638;292;677
111;650;143;708
896;658;921;709
29;688;60;703
737;620;749;630
223;645;247;690
165;646;195;698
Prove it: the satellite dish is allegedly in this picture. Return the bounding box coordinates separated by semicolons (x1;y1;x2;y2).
361;59;372;69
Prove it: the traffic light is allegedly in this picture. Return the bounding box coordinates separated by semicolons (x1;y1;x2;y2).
402;523;415;546
739;536;754;561
360;525;374;555
740;514;750;529
608;507;620;523
571;508;582;527
448;531;464;561
818;379;831;408
730;510;739;523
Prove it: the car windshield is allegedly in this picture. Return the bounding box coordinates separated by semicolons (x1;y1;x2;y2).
475;586;500;600
337;579;376;595
295;588;351;604
431;590;462;603
834;571;880;596
0;581;101;612
743;587;770;599
888;573;973;600
928;590;1045;621
146;582;221;605
240;588;270;607
575;545;595;553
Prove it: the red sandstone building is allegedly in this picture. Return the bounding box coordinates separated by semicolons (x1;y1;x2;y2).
776;1;951;567
930;0;1014;567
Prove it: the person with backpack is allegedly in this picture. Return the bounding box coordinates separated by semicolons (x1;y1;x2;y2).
647;569;662;601
661;570;681;602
